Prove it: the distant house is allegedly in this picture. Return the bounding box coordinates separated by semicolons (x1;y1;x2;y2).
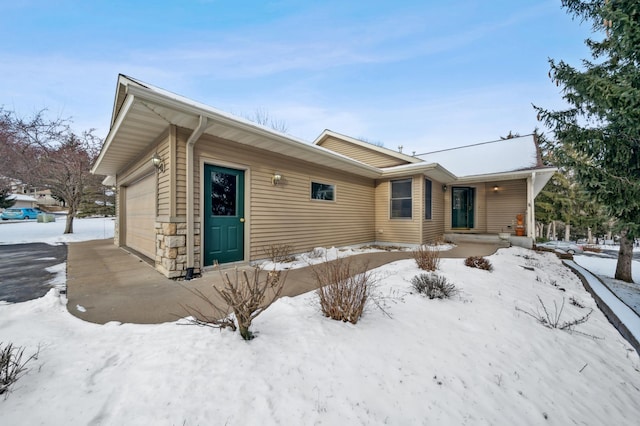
92;75;556;278
7;194;38;209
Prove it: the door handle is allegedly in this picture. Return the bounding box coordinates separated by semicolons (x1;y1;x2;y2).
240;218;245;223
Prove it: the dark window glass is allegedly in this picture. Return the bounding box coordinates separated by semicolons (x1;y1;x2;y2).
210;172;237;216
425;179;432;220
311;182;335;201
391;179;412;218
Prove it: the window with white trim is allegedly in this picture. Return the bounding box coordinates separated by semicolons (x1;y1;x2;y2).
311;181;335;201
390;178;412;218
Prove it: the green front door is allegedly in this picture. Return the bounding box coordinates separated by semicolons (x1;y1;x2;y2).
452;187;474;229
204;165;245;265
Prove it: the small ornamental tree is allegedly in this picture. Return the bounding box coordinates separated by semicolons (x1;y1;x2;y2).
535;0;640;282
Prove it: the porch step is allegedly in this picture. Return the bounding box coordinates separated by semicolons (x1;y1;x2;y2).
444;233;533;249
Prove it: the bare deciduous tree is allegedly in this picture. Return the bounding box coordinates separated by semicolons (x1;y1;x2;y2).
0;108;103;233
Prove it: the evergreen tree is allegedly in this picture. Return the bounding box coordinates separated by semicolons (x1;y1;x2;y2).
0;180;16;209
535;0;640;282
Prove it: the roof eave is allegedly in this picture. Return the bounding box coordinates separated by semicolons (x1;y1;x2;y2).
455;167;558;183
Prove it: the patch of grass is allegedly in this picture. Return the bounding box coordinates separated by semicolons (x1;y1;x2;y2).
1;343;39;396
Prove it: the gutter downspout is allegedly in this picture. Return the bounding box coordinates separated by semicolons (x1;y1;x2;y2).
186;116;209;278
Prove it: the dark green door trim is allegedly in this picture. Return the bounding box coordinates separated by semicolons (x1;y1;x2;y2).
203;165;245;265
451;187;475;229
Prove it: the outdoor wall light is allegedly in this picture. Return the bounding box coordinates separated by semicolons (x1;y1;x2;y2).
151;152;165;173
493;185;499;192
271;173;282;186
442;184;448;192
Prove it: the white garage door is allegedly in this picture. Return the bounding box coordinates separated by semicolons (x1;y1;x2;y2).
125;174;156;259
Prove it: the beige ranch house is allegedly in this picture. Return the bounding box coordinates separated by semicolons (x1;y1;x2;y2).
92;75;556;279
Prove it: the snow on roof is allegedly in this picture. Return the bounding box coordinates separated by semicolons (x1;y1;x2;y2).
7;194;38;202
416;135;540;177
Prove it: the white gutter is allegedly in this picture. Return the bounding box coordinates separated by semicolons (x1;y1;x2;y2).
186;115;209;273
527;172;536;239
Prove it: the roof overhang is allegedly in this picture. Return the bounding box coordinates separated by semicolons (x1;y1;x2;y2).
454;167;557;185
380;162;457;182
92;77;381;179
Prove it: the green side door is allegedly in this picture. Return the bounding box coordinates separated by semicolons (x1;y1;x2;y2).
452;187;474;229
203;165;245;265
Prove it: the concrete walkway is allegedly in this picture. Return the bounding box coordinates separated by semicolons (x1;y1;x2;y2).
67;239;505;324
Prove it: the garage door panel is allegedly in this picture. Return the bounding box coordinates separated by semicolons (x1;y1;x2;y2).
125;174;156;259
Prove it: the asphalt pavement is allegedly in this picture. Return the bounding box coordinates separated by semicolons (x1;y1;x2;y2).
0;243;67;303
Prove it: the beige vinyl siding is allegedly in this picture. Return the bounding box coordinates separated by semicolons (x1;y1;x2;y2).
423;178;445;243
374;175;422;245
318;136;410;168
189;130;376;261
485;179;527;234
156;136;172;217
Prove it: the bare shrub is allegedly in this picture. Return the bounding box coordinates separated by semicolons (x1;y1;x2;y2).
312;257;375;324
582;245;601;253
516;296;593;331
412;244;441;271
464;256;493;271
411;273;457;299
307;248;325;259
181;266;286;340
1;343;39;396
262;243;295;263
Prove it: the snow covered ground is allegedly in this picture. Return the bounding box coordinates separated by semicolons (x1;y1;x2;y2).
0;216;115;244
0;219;639;424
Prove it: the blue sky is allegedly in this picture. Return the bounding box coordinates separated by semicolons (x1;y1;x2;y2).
1;0;595;154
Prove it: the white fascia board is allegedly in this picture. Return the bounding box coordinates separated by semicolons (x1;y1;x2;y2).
455;167;558;184
125;85;382;178
91;94;136;175
532;169;557;198
381;162;457;180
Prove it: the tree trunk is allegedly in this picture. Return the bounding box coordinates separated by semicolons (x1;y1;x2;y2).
64;209;75;234
615;230;633;283
587;227;593;244
564;223;571;241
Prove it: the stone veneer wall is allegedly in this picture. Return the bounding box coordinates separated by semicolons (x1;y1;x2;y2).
155;221;201;278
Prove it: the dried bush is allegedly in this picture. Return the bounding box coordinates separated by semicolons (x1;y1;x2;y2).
411;273;457;299
464;256;493;271
1;343;38;396
262;243;295;263
516;296;593;331
312;257;374;324
582;245;601;253
181;266;286;340
412;244;441;271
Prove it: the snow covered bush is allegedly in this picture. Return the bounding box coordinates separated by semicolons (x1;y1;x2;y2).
412;244;441;271
464;256;493;271
312;257;374;324
410;273;457;299
1;343;37;396
182;266;286;340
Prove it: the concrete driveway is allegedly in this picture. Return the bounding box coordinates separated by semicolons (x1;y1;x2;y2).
0;243;67;303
